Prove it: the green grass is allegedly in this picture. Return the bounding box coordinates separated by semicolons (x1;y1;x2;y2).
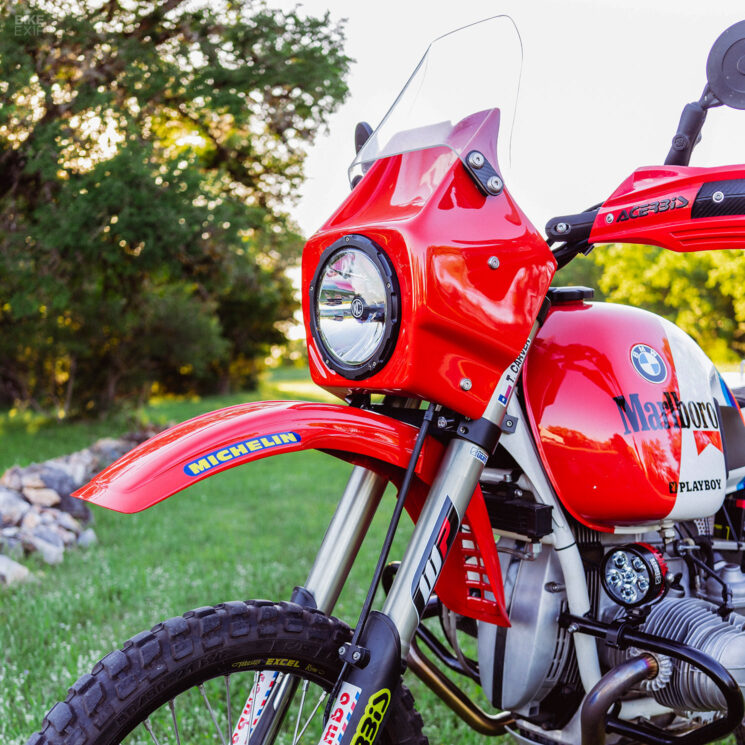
0;370;336;472
0;371;504;745
0;371;737;745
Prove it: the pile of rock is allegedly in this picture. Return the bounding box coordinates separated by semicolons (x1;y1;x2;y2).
0;433;151;586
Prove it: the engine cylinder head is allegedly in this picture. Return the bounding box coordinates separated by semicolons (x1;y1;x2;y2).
607;599;745;713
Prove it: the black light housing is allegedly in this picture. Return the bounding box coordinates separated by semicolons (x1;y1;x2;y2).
601;543;667;608
309;234;400;381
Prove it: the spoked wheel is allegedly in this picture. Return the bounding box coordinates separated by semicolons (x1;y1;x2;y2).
27;601;427;745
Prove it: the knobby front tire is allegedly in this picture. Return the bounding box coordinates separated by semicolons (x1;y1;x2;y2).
27;600;427;745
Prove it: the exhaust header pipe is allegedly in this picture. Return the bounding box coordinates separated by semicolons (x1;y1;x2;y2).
581;654;658;745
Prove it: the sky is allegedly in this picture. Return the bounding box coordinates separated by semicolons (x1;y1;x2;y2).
273;0;745;238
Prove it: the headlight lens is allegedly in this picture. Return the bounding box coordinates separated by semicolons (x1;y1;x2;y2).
310;237;399;380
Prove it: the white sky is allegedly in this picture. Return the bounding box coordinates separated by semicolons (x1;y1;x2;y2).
275;0;745;236
273;0;745;339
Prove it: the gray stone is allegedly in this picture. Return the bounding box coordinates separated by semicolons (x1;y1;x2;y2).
28;535;64;564
77;528;98;549
58;492;92;523
56;527;77;546
22;486;61;507
20;510;41;531
0;467;22;491
39;466;77;500
1;526;19;538
33;526;65;549
90;437;131;469
21;471;46;489
0;554;30;585
47;455;91;488
0;487;30;525
54;510;81;534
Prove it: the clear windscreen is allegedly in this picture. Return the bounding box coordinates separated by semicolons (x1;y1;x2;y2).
347;3;745;235
349;16;522;186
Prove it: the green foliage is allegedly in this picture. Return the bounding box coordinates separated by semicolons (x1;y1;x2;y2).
0;0;350;415
552;250;607;301
554;244;745;364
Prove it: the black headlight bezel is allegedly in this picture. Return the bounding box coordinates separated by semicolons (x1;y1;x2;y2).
309;234;400;381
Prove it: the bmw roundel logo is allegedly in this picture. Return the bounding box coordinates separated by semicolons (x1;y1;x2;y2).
351;296;365;319
630;344;668;384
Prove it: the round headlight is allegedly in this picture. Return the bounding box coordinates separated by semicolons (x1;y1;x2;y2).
309;235;400;380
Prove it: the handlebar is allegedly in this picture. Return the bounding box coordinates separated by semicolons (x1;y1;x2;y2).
664;100;708;167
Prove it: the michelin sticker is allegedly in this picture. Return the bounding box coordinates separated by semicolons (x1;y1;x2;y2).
184;431;301;476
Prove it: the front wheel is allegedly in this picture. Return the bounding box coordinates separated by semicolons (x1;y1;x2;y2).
27;601;427;745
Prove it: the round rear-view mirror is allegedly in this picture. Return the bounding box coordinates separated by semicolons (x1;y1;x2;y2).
706;19;745;110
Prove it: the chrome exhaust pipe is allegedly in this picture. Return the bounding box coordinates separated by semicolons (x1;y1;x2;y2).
581;654;658;745
407;639;514;735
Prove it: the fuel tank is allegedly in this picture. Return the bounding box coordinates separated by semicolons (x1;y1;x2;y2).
523;297;729;531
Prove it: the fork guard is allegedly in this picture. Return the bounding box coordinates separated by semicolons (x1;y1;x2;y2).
75;399;508;625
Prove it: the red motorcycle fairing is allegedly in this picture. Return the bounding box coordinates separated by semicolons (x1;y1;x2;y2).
73;400;509;626
523;300;727;532
590;164;745;251
302;109;556;420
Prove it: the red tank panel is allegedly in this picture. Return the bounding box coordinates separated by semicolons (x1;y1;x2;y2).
523;301;726;531
302;110;556;420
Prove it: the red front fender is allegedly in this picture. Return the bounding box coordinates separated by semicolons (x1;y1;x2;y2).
75;399;509;626
74;401;444;513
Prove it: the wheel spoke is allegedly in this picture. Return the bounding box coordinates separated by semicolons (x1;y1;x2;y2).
168;700;181;745
200;683;228;745
225;675;233;743
294;690;328;745
247;672;258;743
143;718;162;745
292;680;309;745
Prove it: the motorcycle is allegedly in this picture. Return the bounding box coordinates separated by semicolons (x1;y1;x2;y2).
27;13;745;745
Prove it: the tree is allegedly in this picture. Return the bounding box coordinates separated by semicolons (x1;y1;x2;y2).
554;243;745;363
0;0;349;415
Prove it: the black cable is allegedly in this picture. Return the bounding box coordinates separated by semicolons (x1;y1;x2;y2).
350;401;437;646
324;403;438;725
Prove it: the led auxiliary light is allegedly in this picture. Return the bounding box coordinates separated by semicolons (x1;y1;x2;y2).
601;543;667;608
309;235;400;380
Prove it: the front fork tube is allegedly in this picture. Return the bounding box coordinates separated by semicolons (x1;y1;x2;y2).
381;437;487;656
244;466;387;745
303;466;388;614
320;313;544;745
320;437;489;745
